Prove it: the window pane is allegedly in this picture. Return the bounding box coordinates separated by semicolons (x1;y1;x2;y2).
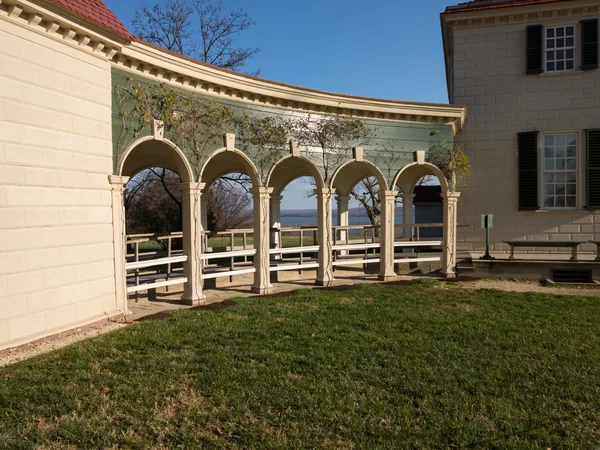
556;173;565;183
544;197;554;207
556;135;565;146
556;184;565;195
566;26;574;36
557;27;564;37
547;40;555;49
544;173;555;183
556;159;566;170
566;173;576;183
545;184;555;195
556;147;565;158
566;49;574;59
557;61;565;71
567;184;577;195
545;159;554;170
567;159;576;170
567;134;577;146
557;38;565;48
547;51;555;60
547;28;555;38
544;148;554;158
566;60;574;70
544;135;554;146
556;197;565;207
566;196;576;207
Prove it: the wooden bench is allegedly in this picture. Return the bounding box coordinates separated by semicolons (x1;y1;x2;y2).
588;241;600;261
503;240;586;261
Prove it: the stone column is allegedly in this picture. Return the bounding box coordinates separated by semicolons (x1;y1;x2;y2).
109;175;130;316
401;193;415;240
180;182;206;305
336;195;350;254
441;192;461;278
315;188;336;286
379;190;397;281
270;195;283;259
251;187;273;294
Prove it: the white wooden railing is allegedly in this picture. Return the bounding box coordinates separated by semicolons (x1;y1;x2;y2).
201;228;256;280
125;232;187;294
270;226;320;272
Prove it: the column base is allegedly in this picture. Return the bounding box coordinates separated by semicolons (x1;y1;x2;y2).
179;294;207;306
251;284;272;295
378;273;397;282
442;271;457;279
315;277;335;287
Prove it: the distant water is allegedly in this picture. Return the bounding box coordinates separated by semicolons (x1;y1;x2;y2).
280;214;403;227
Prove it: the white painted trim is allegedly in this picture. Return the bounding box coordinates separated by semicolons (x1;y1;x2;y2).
125;255;188;271
201;249;257;260
127;277;188;293
270;263;320;272
201;268;256;280
270;246;320;254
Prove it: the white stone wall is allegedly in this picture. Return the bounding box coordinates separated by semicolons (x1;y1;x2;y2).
0;18;119;349
450;12;600;254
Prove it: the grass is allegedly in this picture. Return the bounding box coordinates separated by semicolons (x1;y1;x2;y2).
1;281;600;448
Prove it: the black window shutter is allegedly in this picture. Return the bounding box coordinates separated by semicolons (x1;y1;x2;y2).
526;25;544;74
581;19;599;70
587;130;600;210
518;131;539;211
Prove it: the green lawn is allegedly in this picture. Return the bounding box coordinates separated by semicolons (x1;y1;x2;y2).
1;281;600;448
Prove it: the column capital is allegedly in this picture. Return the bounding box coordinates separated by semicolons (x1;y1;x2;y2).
249;186;274;197
440;192;461;200
179;181;206;192
271;195;284;202
400;193;416;200
335;195;351;202
380;190;398;200
313;187;336;197
108;175;130;186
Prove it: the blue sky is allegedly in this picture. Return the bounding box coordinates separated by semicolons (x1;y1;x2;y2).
105;0;455;208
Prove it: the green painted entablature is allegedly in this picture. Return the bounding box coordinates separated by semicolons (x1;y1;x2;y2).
111;44;465;192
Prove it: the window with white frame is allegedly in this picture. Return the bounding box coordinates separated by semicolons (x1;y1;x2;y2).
545;26;575;72
542;133;577;209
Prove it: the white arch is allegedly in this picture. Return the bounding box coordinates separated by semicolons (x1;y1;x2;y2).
118;136;195;182
199;147;262;188
329;158;389;195
392;161;449;194
266;154;325;195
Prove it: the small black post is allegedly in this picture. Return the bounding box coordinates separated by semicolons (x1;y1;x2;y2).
479;214;496;260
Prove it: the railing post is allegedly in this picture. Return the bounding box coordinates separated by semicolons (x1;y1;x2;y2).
441;192;461;278
336;195;350;255
315;188;336;286
180;182;206;305
379;190;398;281
270;195;283;261
108;175;130;316
250;187;273;294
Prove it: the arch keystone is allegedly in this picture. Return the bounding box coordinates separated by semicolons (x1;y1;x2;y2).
224;133;236;150
353;146;364;161
152;120;164;140
289;140;300;157
414;150;425;165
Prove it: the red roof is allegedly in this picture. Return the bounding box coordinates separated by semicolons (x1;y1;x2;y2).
40;0;132;41
445;0;575;13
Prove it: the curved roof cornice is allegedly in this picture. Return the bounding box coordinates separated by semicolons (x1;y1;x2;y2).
116;40;466;133
2;0;466;132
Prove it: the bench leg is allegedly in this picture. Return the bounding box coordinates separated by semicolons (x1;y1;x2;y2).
570;246;578;261
508;245;515;260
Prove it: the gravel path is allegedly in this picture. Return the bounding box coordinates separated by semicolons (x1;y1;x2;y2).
456;279;600;297
1;279;598;367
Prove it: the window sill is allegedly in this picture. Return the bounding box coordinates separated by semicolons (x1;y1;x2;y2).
532;209;590;213
538;69;584;77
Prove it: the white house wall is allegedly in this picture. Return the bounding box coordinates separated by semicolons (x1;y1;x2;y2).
0;17;120;350
448;8;600;254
